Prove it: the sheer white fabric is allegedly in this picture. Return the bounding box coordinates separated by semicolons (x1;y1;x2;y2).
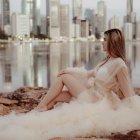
0;58;140;140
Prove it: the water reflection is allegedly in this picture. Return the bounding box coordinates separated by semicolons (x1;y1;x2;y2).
0;41;139;92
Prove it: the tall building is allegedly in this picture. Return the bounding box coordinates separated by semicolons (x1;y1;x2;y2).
46;0;50;37
0;0;10;31
22;0;41;35
22;0;34;33
40;17;47;35
124;22;133;40
73;0;82;19
125;0;136;39
84;8;95;35
60;5;70;37
136;21;140;40
33;0;41;34
127;0;133;22
97;0;106;34
47;0;60;38
108;16;120;29
11;13;30;37
81;20;89;37
72;0;82;38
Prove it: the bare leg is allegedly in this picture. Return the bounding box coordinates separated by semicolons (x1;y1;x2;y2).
35;74;87;111
35;77;64;111
47;91;72;110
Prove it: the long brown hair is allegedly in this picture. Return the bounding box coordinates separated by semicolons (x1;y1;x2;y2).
104;28;126;63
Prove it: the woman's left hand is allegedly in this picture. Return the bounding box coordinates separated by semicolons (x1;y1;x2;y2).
57;69;69;77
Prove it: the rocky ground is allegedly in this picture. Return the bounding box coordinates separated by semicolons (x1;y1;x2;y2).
0;87;140;140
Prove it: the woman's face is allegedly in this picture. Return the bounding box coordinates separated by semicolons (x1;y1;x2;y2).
102;34;108;52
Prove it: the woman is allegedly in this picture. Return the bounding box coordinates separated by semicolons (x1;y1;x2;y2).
35;28;134;111
0;29;140;140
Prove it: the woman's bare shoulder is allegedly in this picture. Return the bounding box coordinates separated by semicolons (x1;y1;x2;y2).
113;57;127;67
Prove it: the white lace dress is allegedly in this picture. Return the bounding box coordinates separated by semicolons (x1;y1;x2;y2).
0;58;140;140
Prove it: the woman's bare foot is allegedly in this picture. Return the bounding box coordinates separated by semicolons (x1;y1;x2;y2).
34;105;47;112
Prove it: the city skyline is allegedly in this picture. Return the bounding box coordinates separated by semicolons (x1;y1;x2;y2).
10;0;140;24
0;0;139;40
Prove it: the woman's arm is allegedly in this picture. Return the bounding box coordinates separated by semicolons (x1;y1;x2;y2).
87;69;96;78
57;69;70;77
116;66;135;99
58;67;96;81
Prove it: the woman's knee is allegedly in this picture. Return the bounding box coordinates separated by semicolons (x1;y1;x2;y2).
60;74;72;81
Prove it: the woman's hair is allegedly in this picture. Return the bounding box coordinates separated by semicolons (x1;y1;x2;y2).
104;28;126;63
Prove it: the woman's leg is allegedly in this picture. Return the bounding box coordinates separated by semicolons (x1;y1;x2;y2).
47;90;72;110
35;74;87;111
35;77;64;111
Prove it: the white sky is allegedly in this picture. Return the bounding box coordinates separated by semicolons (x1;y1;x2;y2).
10;0;140;25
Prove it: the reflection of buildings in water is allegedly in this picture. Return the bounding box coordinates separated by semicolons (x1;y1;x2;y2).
126;43;132;76
69;41;87;67
131;45;140;87
11;44;24;89
0;44;24;91
87;42;105;70
1;63;12;90
125;42;140;87
135;46;140;63
88;42;95;69
0;41;139;91
93;46;103;66
60;43;69;69
0;47;13;89
69;42;75;67
46;46;51;87
22;43;34;86
73;42;82;67
80;41;89;65
33;45;48;87
125;43;135;80
49;43;61;85
132;45;137;67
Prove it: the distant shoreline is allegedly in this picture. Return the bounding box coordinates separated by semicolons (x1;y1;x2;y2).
0;39;140;43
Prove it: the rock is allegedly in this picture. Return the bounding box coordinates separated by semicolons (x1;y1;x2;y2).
136;130;140;136
14;108;30;114
0;104;11;115
108;130;140;140
0;97;18;105
50;138;109;140
0;87;48;115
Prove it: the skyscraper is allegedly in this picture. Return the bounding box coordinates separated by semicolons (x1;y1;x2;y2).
126;0;135;22
33;0;41;34
72;0;82;38
127;0;133;17
125;0;136;39
81;20;89;37
84;8;95;35
73;0;82;19
108;16;120;29
136;21;140;40
22;0;41;34
60;5;69;37
0;0;10;31
47;0;60;38
97;0;106;34
22;0;34;33
11;13;30;37
124;22;133;40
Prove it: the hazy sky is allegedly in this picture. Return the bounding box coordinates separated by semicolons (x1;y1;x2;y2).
10;0;140;25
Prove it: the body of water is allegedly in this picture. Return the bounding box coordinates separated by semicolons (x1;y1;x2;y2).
0;41;140;92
